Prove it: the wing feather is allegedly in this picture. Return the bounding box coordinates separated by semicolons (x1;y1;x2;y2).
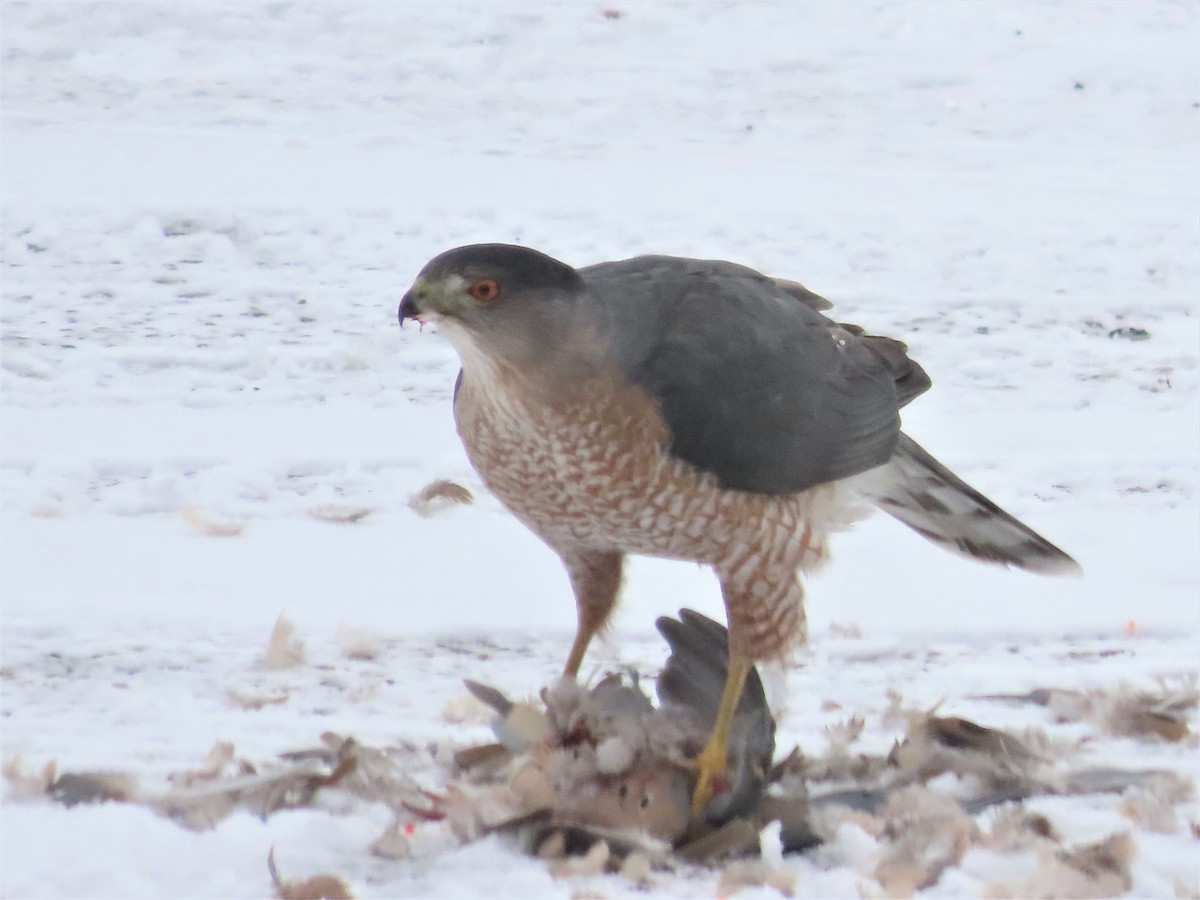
585;257;927;495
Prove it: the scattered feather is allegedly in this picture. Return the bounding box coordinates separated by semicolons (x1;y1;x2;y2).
824;714;865;751
984;832;1135;899
303;733;426;812
976;680;1197;743
369;820;413;860
307;504;372;524
407;479;474;517
717;859;797;897
453;742;512;774
888;713;1047;795
536;829;567;860
335;626;380;661
3;756;57;799
984;805;1061;851
49;771;137;807
618;850;653;886
549;838;609;877
759;819;785;867
1105;706;1190;743
442;688;496;724
881;687;909;729
228;688;290;710
1064;767;1194;803
675;818;761;863
440;783;521;842
1119;787;1180;833
461;680;554;753
167;741;239;787
874;786;979;895
149;737;363;830
264;615;306;669
1051;831;1137;896
268;847;353;900
180;505;245;536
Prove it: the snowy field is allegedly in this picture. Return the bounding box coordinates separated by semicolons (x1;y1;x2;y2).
2;1;1198;896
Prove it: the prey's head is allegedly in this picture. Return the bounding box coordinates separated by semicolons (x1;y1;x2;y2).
399;244;593;372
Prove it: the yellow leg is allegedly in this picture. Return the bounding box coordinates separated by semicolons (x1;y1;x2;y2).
691;655;752;814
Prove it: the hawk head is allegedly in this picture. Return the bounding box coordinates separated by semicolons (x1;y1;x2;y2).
399;244;595;373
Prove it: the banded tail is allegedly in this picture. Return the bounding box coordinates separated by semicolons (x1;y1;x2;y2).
863;434;1081;576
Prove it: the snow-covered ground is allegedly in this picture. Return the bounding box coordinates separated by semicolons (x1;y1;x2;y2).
2;2;1198;896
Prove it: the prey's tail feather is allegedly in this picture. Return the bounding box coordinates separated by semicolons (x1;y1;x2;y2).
862;433;1081;576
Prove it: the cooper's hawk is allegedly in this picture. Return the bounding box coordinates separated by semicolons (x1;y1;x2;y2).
399;244;1078;814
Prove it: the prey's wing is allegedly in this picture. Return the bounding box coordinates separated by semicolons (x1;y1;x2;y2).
590;257;924;495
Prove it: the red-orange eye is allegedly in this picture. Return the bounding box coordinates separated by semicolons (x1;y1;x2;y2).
467;278;500;303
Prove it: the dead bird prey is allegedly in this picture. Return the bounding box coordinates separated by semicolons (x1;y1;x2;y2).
401;243;1080;812
463;609;776;844
460;611;987;858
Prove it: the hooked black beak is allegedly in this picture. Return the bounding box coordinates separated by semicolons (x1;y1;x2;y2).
398;291;420;328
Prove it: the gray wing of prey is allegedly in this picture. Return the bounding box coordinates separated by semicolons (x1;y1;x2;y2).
581;255;930;496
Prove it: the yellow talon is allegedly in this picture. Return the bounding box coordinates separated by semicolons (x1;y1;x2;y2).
688;655;751;816
690;740;729;814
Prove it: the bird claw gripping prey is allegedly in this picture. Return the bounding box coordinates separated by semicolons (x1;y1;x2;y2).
654;609;775;824
459;609;782;853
